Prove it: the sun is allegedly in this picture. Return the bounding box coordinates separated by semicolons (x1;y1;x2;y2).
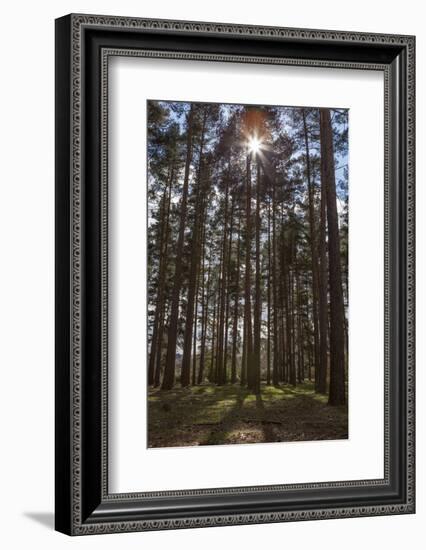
248;135;262;154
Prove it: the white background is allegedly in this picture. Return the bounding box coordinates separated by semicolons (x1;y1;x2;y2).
0;0;423;549
110;58;384;493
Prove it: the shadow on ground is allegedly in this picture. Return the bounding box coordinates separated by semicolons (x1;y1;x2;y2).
148;382;348;448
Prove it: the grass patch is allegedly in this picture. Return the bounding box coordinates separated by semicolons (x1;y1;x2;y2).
148;382;347;448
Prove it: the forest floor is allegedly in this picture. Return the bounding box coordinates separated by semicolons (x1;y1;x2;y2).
148;382;348;448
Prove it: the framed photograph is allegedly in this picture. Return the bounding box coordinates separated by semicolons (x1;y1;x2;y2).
55;14;415;535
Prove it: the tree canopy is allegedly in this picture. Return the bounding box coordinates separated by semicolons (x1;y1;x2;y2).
147;100;348;408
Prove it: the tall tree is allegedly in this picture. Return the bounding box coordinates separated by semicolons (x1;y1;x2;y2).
301;108;321;386
148;172;172;385
208;285;218;383
266;196;272;385
162;105;195;390
146;101;348;400
252;158;262;394
244;151;255;389
152;167;174;387
223;194;236;384
198;253;211;384
216;166;230;385
231;212;241;384
271;170;279;386
181;106;208;386
320;108;346;406
317;153;329;394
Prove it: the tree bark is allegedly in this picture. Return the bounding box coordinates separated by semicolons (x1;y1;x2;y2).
286;237;296;386
295;252;304;383
192;255;201;385
272;174;279;386
181;107;208;386
317;120;329;395
266;197;272;385
148;162;174;385
320;108;346;406
231;213;241;384
198;255;211;384
302;108;320;386
208;288;218;383
244;153;254;389
162;105;194;390
153;166;174;387
223;194;235;384
216;171;230;385
252;158;262;394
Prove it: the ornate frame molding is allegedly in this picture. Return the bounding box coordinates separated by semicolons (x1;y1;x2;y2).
55;14;415;535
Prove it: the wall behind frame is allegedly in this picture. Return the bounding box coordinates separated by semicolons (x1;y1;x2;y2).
0;0;422;548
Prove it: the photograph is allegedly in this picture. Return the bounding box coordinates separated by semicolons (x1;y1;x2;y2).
52;11;415;537
147;100;349;448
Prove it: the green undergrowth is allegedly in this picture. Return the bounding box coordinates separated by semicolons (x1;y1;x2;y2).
148;382;347;448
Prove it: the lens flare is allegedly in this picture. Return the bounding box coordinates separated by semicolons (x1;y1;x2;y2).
248;135;262;154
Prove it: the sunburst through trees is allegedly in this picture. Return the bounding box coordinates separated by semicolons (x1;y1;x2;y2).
147;100;348;448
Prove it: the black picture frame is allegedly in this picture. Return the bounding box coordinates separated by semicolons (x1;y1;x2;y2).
55;13;415;535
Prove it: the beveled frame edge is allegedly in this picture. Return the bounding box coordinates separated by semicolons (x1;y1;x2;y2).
55;13;415;535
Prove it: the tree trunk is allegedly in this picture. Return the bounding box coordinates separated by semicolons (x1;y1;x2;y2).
198;255;211;384
180;107;208;386
272;175;279;386
317;119;329;395
244;153;254;389
153;167;174;387
231;213;241;384
295;252;304;383
252;159;262;394
162;105;194;390
285;238;296;386
208;288;218;383
148;163;174;385
266;197;272;385
148;159;174;385
192;257;201;385
213;250;223;384
320;108;346;406
302;108;320;385
279;215;287;383
223;195;235;385
241;295;247;386
216;172;230;385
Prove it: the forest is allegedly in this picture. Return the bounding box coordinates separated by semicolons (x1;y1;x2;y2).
147;100;348;448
